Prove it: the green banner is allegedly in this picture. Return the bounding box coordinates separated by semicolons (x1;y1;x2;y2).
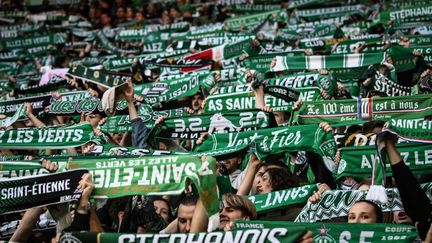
248;184;318;213
0;161;49;179
68;155;218;215
224;10;279;32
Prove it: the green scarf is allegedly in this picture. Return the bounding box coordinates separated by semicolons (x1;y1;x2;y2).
296;183;432;222
0;33;66;51
0;122;96;149
60;227;307;243
337;143;432;180
235;220;419;242
243;51;304;72
0;161;49;179
224;10;280;32
196;124;337;171
160;110;273;140
103;50;188;71
376;5;432;24
204;91;292;112
293;94;432;124
248;184;318;213
270;52;385;72
383;118;432;143
296;4;367;20
0;104;26;128
68;155;218;215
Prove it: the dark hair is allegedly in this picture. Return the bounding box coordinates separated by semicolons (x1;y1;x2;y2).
264;167;299;191
153;197;174;223
179;194;198;207
353;200;383;223
362;120;385;134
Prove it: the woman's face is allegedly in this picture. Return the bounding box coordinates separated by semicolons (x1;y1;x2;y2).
154;200;170;222
256;171;272;194
252;166;267;193
219;199;246;231
348;202;377;223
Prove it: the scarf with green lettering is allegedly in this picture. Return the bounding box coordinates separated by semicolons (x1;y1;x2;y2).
248;184;318;213
60;227;307;243
293;94;432;124
0;90;89;117
295;5;368;20
296;183;432;222
0;169;87;214
48;98;128;116
68;155;219;215
235;220;419;242
337;143;432;180
224;10;280;32
376;5;432;24
287;0;340;9
67;65;131;88
270;52;385;72
196;124;337;171
0;122;97;149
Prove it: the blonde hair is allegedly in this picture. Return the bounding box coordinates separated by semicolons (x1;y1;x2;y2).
223;193;257;220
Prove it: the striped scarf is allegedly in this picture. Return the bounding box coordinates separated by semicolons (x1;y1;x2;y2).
271;52;385;72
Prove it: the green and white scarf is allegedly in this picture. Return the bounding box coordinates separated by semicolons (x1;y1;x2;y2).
383;118;432;143
271;52;385;72
224;10;279;32
296;5;367;20
60;227;306;243
0;33;66;51
0;104;26;128
337;143;432;180
0;161;50;179
0;122;96;149
196;124;337;171
293;94;432;124
376;5;432;24
248;184;318;213
296;183;432;222
68;155;219;215
235;220;419;242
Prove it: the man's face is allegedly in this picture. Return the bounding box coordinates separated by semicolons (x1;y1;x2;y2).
224;157;241;174
177;204;196;233
191;94;203;111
